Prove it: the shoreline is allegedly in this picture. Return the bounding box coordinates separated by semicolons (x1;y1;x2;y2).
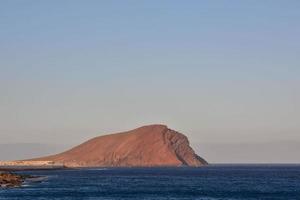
0;161;66;171
2;163;299;172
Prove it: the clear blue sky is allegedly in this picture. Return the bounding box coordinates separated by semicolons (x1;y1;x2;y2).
0;1;299;162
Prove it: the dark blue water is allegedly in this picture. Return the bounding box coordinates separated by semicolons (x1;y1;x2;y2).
1;165;300;200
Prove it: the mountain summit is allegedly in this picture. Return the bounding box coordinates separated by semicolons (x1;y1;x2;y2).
30;125;208;167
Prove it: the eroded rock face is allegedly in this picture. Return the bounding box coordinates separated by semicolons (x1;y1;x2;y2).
31;125;208;167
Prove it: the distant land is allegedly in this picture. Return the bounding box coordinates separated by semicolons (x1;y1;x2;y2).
13;124;206;168
0;125;207;169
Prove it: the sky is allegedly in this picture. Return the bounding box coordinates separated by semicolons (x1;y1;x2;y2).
0;1;299;163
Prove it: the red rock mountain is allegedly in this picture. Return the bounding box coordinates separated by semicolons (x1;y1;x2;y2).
31;125;208;167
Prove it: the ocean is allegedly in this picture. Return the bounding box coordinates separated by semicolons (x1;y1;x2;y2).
1;165;300;200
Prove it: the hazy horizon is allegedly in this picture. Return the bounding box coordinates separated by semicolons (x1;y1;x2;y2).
1;1;299;163
1;139;300;164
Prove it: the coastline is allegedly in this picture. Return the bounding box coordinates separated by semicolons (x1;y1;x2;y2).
0;161;65;171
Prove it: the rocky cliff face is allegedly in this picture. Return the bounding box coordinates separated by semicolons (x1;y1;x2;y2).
30;125;208;167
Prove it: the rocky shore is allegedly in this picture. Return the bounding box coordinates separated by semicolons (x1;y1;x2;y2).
0;171;33;188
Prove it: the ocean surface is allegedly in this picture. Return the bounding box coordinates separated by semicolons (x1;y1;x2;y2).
1;165;300;200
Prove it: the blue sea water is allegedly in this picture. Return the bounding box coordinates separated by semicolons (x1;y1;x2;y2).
1;165;300;200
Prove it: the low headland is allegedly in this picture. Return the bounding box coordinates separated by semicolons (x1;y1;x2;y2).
0;161;65;171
